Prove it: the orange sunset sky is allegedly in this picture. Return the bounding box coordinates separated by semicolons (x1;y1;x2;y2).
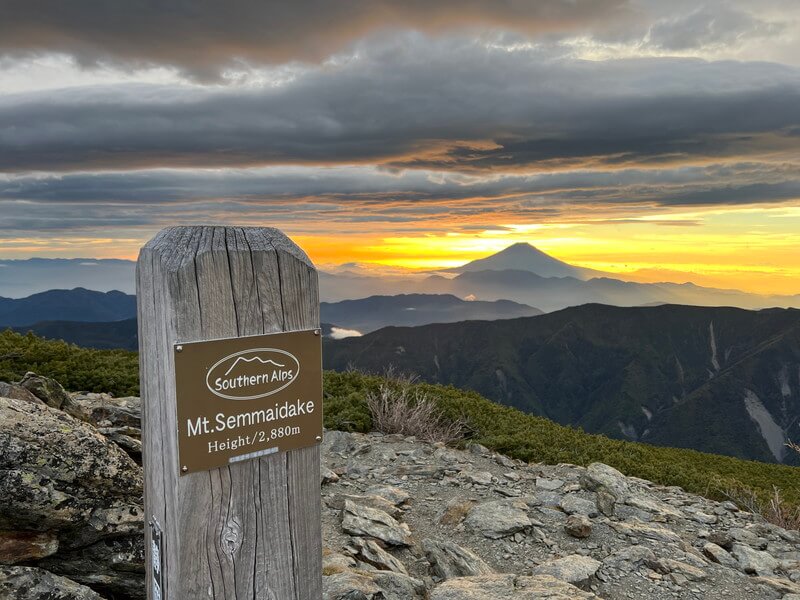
1;1;799;296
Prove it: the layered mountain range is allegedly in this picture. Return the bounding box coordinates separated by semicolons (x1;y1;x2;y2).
5;245;799;313
324;303;800;465
1;289;539;347
321;244;800;311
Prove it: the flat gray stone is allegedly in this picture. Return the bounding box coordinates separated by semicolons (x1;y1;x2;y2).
464;500;531;539
531;555;601;586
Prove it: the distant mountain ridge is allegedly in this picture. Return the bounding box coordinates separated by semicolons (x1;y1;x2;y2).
0;258;136;297
11;318;139;350
320;293;542;333
0;288;136;327
3;292;541;346
324;303;800;465
321;267;800;311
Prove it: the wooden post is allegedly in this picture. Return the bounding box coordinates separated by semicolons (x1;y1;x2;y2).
136;226;322;599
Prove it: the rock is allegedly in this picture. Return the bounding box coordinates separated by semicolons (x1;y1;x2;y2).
36;536;143;599
0;565;105;600
323;571;381;599
564;514;592;538
19;373;72;410
98;428;142;463
430;574;598;599
731;543;779;576
531;555;601;586
707;530;733;549
494;454;516;468
67;393;140;429
464;470;493;486
369;571;426;599
752;576;800;596
364;485;411;507
0;381;41;404
0;531;58;564
438;498;476;525
321;466;340;484
323;430;358;456
625;494;683;519
467;443;490;456
602;546;656;569
580;463;629;516
536;477;564;491
609;519;682;544
64;393;142;461
0;397;144;597
651;558;707;581
684;507;718;524
342;500;412;546
595;490;616;517
353;538;408;574
580;463;629;500
729;526;765;548
702;542;738;568
323;548;356;574
423;539;494;580
327;494;403;518
464;500;531;539
559;494;598;517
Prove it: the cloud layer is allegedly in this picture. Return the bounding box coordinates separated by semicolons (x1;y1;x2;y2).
1;162;797;236
0;1;798;295
2;37;799;174
1;0;631;77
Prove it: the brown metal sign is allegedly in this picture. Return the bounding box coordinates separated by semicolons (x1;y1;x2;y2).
173;329;322;475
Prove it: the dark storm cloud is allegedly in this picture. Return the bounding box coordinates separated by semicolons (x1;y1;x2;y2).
0;0;631;78
1;39;799;173
0;161;797;235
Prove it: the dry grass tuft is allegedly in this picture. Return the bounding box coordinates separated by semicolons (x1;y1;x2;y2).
722;483;800;532
366;384;466;445
787;440;800;456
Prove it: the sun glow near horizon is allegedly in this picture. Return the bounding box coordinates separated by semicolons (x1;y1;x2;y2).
3;200;798;297
288;202;800;296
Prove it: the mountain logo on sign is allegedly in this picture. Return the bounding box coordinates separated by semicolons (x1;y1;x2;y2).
224;356;285;376
206;348;300;400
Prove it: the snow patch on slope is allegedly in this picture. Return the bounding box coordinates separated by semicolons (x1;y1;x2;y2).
675;356;685;383
743;389;786;462
778;366;791;398
709;322;720;372
641;406;652;421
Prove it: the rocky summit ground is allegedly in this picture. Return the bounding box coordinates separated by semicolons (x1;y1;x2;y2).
320;430;800;600
0;374;799;599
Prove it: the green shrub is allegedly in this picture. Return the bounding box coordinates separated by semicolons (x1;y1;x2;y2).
0;329;139;396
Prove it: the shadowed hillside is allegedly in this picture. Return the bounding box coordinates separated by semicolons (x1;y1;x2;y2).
324;304;800;464
0;288;136;326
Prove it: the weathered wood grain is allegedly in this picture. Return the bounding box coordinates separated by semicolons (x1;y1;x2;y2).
137;226;322;599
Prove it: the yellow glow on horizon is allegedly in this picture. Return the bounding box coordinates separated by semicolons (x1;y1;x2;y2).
3;203;799;297
293;203;800;296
